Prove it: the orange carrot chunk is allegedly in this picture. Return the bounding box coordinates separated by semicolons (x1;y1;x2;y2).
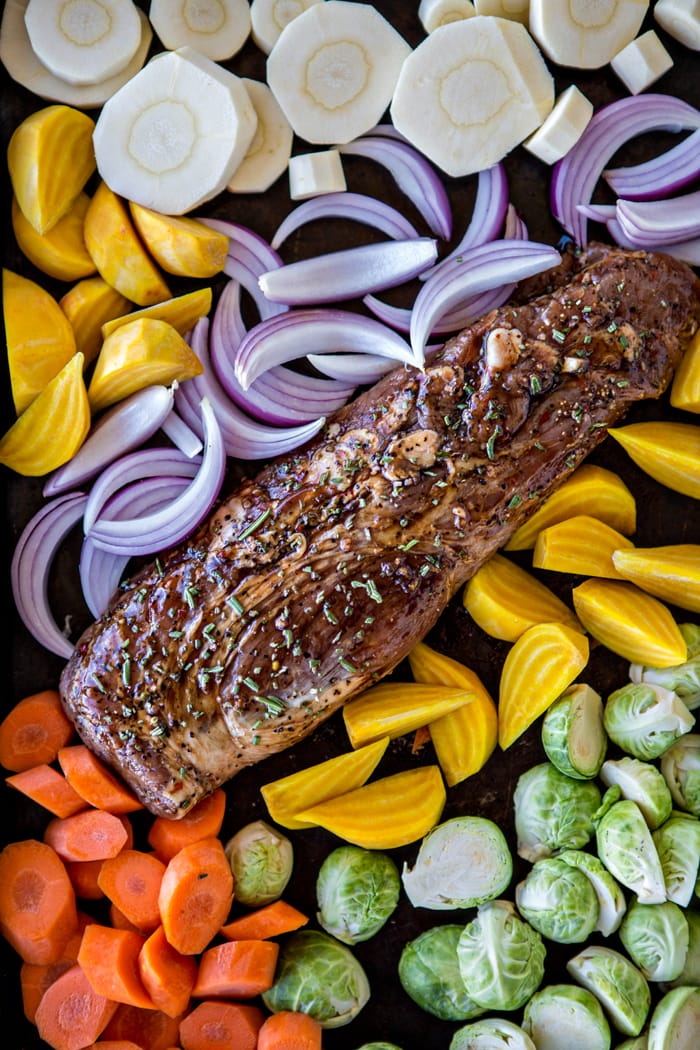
179;1000;264;1050
192;939;279;999
44;808;129;862
0;689;75;772
147;789;226;862
257;1009;323;1050
219;900;308;941
158;838;233;955
34;962;119;1050
98;849;166;933
0;838;78;964
102;1002;186;1050
77;924;155;1009
57;744;143;814
66;859;107;901
7;763;87;818
20;914;89;1021
138;924;198;1019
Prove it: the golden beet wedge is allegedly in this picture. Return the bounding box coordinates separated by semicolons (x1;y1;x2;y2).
342;681;476;749
612;544;700;615
60;277;132;366
670;328;700;413
608;421;700;501
12;192;96;283
100;287;213;341
129;203;229;278
532;514;635;579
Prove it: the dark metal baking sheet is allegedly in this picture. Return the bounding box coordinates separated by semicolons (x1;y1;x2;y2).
1;3;699;1047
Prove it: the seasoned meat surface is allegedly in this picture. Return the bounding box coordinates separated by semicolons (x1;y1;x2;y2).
61;246;700;817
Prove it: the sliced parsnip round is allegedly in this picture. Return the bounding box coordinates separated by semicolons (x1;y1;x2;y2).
250;0;323;55
529;0;649;70
418;0;476;33
390;16;554;178
148;0;252;61
228;79;294;194
92;46;258;215
266;0;411;145
0;0;153;108
24;0;142;86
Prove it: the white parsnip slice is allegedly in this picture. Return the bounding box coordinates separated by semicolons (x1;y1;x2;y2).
654;0;700;50
529;0;649;70
24;0;142;86
148;0;252;61
610;29;674;95
266;0;411;145
92;46;258;215
228;79;294;194
288;150;347;199
250;0;323;55
390;16;554;178
524;84;594;165
418;0;476;33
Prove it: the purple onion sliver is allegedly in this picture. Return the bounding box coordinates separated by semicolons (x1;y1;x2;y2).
271;191;419;250
307;352;398;385
504;203;529;240
615;190;700;244
425;164;509;280
362;295;412;333
160;407;203;457
603;128;700;201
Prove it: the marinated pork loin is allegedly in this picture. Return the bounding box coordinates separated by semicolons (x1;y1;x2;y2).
61;245;700;817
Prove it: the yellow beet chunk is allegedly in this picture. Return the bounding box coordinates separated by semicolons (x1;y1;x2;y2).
100;288;213;341
11;192;96;282
129;203;229;278
608;421;700;501
671;329;700;412
498;622;589;751
463;552;581;641
342;681;476;749
505;464;637;550
408;641;498;786
87;317;203;413
532;514;635;579
7;104;95;234
83;181;171;306
60;277;131;366
0;353;89;476
260;737;389;830
572;578;687;669
3;268;77;414
612;545;700;615
295;766;447;849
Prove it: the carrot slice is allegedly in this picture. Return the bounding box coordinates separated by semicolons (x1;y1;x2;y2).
0;838;78;964
257;1009;323;1050
66;859;107;901
178;1000;264;1050
158;838;233;955
220;900;309;941
57;744;143;814
102;1002;185;1050
147;789;226;862
138;923;198;1019
6;763;87;818
0;689;74;771
192;939;279;999
98;849;166;933
34;962;119;1050
44;809;129;862
77;924;154;1009
20;915;88;1021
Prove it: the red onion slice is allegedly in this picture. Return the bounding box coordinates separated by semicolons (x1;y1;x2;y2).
11;492;88;658
338;136;452;239
42;385;175;498
504;203;529;240
233;308;418;389
258;237;438;305
551;93;700;247
603;128;700;200
271;191;419;250
306;352;397;384
615;190;700;246
424;164;509;279
159;406;204;457
86;398;226;557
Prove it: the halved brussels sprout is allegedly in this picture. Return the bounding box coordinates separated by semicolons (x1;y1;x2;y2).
513;761;602;862
599;757;673;830
647;985;700;1049
541;683;607;779
450;1018;536;1050
456;899;546;1012
603;683;695;761
665;908;700;988
652;812;700;907
630;623;700;711
660;734;700;817
596;799;667;904
557;850;627;937
224;819;293;906
398;925;486;1022
619;900;689;983
566;945;651;1037
522;983;612;1050
401;816;512;910
515;856;599;944
316;845;400;944
262;929;370;1028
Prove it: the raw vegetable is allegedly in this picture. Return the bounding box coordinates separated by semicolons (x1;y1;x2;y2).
34;962;118;1050
654;0;700;49
659;733;700;815
223;819;293;906
647;985;700;1049
266;1;411;144
595;799;667;904
541;683;607;780
97;850;166;933
250;0;323;54
619;900;689;982
228;78;294;193
529;0;648;69
288;149;348;199
342;682;476;748
398;925;486;1022
666;909;700;988
610;29;674;96
652;811;700;906
608;421;700;501
0;689;74;772
128;204;229;278
6;764;86;819
262;929;370;1028
566;945;651;1037
148;0;252;60
556;850;627;937
600;757;673;829
522;984;611;1050
315;845;400;944
219;900;309;941
456;899;546;1011
390;16;554;177
602;682;695;760
401;816;512;909
57;745;141;815
158;837;234;955
611;544;700;614
515;856;600;943
178;999;264;1050
11;192;96;282
257;1009;324;1050
76;923;154;1008
100;287;213;339
192;938;280;998
44;808;130;863
137;923;197;1019
147;788;226;861
449;1019;536;1050
513;761;602;862
59;276;131;364
532;514;635;578
92;46;258;215
418;0;476;33
0;839;78;964
523;84;594;165
671;329;700;411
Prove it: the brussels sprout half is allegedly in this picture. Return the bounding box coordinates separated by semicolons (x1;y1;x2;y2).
522;983;612;1050
647;985;700;1050
513;761;602;862
557;850;627;937
567;946;651;1037
652;812;700;907
599;757;673;830
596;799;667;904
398;925;486;1022
660;734;700;817
457;899;546;1012
619;900;690;983
603;683;694;761
630;623;700;711
224;819;293;906
665;908;700;988
515;856;599;944
449;1018;536;1050
316;845;400;945
541;683;607;780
